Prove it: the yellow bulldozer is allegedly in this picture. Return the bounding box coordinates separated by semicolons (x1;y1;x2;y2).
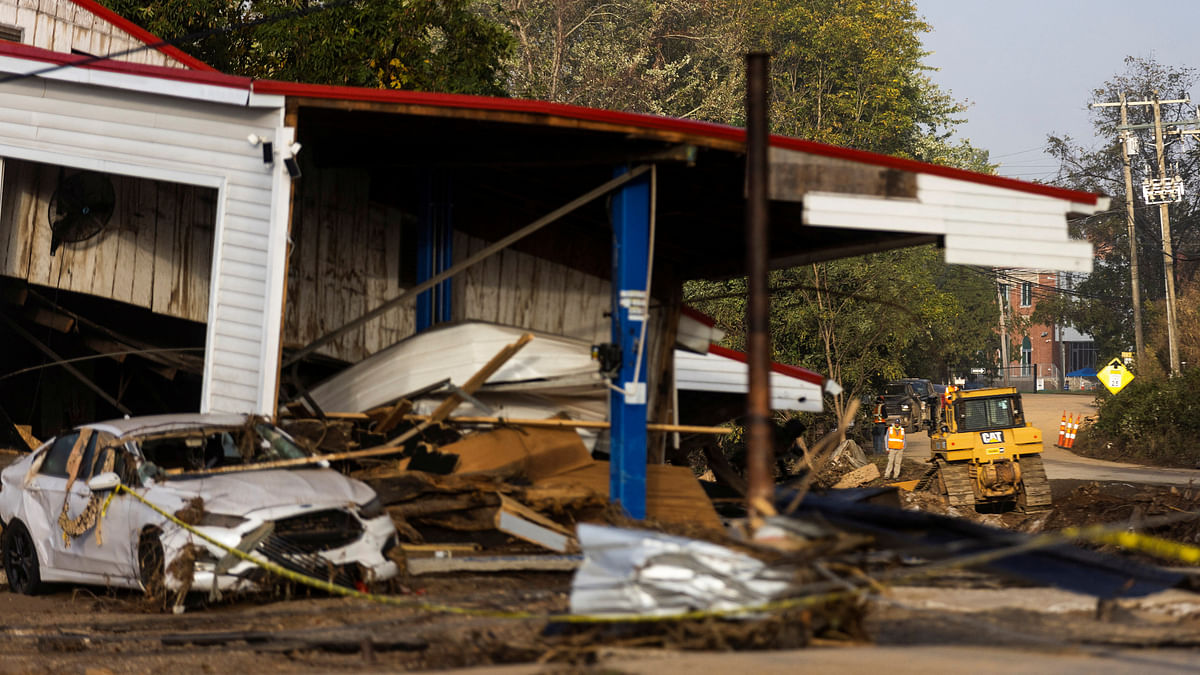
921;386;1051;511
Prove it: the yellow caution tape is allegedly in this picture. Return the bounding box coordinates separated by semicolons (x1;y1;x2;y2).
1063;525;1200;565
114;484;1200;623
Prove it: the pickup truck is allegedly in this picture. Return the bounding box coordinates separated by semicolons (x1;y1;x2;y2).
881;378;937;432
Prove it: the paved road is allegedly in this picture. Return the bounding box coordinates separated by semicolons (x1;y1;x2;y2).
901;392;1200;487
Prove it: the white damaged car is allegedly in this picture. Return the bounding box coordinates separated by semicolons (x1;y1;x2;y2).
0;414;400;596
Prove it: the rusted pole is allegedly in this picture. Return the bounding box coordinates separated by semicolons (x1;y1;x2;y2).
745;52;773;519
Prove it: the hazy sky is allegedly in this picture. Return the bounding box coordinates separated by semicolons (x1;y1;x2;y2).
917;1;1200;180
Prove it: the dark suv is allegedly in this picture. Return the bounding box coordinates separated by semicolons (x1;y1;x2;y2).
881;378;937;432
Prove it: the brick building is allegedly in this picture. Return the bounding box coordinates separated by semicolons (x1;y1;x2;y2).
997;270;1096;389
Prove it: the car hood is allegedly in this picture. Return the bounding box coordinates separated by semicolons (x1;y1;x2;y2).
149;468;376;514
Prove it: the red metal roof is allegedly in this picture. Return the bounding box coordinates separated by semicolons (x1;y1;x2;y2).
0;40;244;87
0;39;1099;206
706;344;826;386
67;0;216;72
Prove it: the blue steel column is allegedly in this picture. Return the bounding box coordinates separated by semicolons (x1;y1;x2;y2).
417;174;453;331
609;166;650;519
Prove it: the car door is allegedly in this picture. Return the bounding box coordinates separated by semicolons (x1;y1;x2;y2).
25;430;90;574
68;442;142;583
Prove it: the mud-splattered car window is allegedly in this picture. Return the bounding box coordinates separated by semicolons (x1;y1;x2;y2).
137;424;310;474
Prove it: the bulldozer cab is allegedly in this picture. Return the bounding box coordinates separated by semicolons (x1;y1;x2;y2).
945;389;1025;434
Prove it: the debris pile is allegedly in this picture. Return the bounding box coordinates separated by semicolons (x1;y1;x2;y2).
345;425;724;574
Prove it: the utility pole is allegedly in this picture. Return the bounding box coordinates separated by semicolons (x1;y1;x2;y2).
1092;93;1194;376
1116;94;1145;365
1151;94;1182;376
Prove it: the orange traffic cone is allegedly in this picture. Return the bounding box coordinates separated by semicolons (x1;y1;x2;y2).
1065;414;1079;449
1056;411;1067;448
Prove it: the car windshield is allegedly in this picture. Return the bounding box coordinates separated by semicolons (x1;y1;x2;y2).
909;381;932;397
884;383;907;397
136;423;310;474
958;397;1017;431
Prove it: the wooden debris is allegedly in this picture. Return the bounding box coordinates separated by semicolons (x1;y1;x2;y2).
495;495;576;552
383;333;535;450
375;399;414;435
16;425;40;452
831;463;880;489
535;462;724;531
400;542;481;554
444;426;593;482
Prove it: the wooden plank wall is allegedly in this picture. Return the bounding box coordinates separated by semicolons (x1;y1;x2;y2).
282;167;411;363
453;231;612;345
0;158;215;322
0;0;188;68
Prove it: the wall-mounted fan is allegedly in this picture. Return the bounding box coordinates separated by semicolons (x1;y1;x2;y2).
48;171;115;256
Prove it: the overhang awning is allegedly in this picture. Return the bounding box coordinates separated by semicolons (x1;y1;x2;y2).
801;174;1107;273
675;344;842;412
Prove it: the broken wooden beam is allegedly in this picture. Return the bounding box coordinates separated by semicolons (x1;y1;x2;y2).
24;306;75;333
403;414;733;435
0;313;131;415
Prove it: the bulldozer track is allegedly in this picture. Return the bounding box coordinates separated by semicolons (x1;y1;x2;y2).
1018;454;1052;511
936;459;975;508
914;465;939;492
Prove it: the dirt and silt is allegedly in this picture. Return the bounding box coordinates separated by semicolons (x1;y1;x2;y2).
3;389;1199;673
1;476;1198;674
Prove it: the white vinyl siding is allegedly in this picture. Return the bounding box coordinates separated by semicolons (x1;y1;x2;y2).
0;61;290;415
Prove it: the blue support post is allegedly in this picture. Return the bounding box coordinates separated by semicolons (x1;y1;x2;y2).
609;167;651;519
416;174;453;331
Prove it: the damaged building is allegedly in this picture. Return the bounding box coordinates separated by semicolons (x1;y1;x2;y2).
0;0;1105;518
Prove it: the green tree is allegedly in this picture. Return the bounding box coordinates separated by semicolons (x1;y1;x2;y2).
686;246;997;419
490;0;748;121
101;0;515;95
758;0;958;157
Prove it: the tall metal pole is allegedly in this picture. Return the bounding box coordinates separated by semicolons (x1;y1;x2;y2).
1151;94;1181;375
1118;94;1145;366
744;52;773;518
996;282;1009;384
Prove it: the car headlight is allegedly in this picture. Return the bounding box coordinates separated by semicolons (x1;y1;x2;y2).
358;496;385;520
900;404;910;410
198;512;249;528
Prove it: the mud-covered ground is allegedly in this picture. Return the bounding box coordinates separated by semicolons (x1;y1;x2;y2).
2;478;1198;674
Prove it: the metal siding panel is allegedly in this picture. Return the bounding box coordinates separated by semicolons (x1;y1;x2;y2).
217;286;266;312
215;303;268;329
210;332;261;359
210;364;260;388
220;244;267;265
219;228;268;250
219;258;267;283
223;196;271;221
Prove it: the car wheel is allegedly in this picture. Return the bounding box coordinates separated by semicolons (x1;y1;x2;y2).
3;520;43;595
138;530;166;600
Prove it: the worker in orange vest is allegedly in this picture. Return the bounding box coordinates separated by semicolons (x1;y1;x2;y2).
885;419;906;479
872;395;889;455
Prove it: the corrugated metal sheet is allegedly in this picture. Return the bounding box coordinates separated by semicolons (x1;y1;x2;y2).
0;56;289;415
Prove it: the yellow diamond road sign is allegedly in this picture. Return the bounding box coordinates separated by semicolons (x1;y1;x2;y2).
1099;357;1135;395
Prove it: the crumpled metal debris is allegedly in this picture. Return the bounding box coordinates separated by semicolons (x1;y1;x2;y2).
569;523;795;617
